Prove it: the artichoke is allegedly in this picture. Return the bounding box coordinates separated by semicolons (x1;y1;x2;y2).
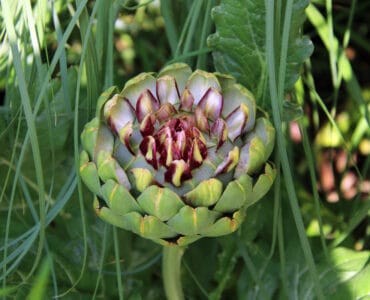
79;63;276;246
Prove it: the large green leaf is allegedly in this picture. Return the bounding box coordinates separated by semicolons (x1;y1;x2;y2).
208;0;313;103
319;248;370;299
298;247;370;300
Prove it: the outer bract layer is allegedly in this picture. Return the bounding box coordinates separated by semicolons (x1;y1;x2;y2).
80;63;276;246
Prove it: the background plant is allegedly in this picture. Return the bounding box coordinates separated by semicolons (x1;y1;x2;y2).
0;0;369;299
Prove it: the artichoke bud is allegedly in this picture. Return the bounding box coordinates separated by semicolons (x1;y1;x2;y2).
80;63;276;246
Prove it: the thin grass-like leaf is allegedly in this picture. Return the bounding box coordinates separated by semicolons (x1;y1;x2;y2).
44;243;59;297
0;230;39;281
2;0;46;284
196;0;214;69
299;122;328;256
160;0;179;56
167;48;212;65
277;173;287;297
182;1;203;57
52;2;71;113
113;227;124;300
92;224;110;299
174;1;196;58
77;1;101;116
265;0;324;298
61;0;101;296
1;7;88;281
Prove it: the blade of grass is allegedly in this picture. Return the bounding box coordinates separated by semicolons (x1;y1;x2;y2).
295;78;328;257
23;0;43;75
96;0;110;70
160;0;179;56
92;224;110;299
31;0;88;116
265;0;324;298
59;0;101;296
0;109;22;212
0;169;76;281
182;0;203;57
77;0;101;117
52;2;71;113
2;0;46;287
35;0;48;47
0;230;39;281
277;187;287;298
299;121;328;256
174;1;196;58
196;0;214;69
167;48;212;65
102;1;121;88
26;0;57;195
44;242;58;297
325;0;339;113
1;6;88;277
0;0;84;290
259;152;281;277
113;227;124;300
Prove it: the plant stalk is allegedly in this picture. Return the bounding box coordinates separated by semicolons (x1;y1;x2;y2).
162;245;185;300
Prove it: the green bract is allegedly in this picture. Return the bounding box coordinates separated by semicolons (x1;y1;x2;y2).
79;63;276;246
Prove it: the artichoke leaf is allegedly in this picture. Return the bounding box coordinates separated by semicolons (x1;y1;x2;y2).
186;70;221;105
158;63;192;94
120;72;156;108
94;198;136;232
79;151;102;196
81;119;115;161
129;168;154;192
222;84;256;132
234;137;266;177
214;72;236;90
137;215;178;239
101;179;143;215
247;117;275;161
184;178;223;207
137;186;185;221
247;162;276;207
201;210;245;237
95;199;178;239
213;174;252;213
96;86;118;119
167;206;221;236
96;151;131;190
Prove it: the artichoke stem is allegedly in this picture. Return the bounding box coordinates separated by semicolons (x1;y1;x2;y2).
162;245;185;300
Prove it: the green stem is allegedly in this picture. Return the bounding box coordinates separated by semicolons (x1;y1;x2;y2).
162;245;185;300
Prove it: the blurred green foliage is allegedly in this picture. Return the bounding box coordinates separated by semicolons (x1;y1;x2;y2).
0;0;369;299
